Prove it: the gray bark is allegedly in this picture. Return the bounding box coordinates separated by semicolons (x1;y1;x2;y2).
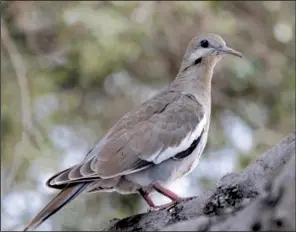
106;130;295;231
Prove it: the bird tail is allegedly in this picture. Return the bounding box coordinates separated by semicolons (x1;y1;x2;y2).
23;183;90;231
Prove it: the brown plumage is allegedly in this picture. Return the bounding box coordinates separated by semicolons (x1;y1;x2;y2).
24;33;242;231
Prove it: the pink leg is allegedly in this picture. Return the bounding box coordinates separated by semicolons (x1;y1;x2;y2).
139;189;157;208
139;182;183;211
153;182;181;201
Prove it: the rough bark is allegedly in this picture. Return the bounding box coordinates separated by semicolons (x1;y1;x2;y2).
105;131;295;231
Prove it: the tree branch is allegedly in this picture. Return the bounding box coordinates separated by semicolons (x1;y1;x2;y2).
106;130;295;231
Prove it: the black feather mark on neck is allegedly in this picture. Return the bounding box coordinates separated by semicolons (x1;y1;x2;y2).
194;57;202;65
154;103;170;114
182;57;203;72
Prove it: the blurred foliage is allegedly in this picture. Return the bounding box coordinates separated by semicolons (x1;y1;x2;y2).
1;1;295;231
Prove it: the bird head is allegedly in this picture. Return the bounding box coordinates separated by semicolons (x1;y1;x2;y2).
182;33;243;71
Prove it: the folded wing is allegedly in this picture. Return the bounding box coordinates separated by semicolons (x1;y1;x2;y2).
47;91;205;188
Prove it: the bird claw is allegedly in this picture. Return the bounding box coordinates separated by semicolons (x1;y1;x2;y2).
147;201;177;213
147;207;156;213
146;196;194;213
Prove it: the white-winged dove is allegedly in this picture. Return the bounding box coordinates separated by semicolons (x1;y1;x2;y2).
23;33;243;231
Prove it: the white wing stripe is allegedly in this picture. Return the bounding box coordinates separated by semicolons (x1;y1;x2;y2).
153;114;206;164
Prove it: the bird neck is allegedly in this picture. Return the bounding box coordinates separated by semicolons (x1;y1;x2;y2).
170;62;215;107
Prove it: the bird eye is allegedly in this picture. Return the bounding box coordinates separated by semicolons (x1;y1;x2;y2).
200;40;209;48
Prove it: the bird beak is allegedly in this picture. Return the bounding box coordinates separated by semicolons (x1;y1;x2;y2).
215;46;243;58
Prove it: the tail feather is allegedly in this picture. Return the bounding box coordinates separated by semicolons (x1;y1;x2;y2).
23;183;90;231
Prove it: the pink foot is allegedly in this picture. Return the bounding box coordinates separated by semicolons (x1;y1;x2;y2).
147;200;180;212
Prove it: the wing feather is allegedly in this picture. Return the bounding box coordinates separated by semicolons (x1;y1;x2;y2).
47;91;206;188
95;91;205;177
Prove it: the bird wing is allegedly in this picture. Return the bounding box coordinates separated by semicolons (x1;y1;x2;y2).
47;90;206;188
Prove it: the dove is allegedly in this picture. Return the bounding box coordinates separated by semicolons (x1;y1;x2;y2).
23;33;243;231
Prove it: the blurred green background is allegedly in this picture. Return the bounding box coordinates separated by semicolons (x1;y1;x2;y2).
1;1;295;231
